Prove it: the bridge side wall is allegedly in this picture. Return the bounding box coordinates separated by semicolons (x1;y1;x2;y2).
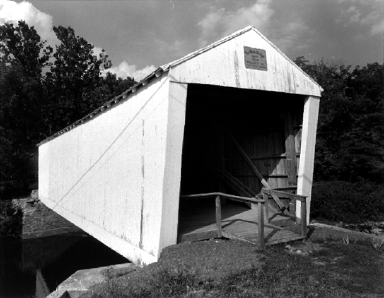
39;76;171;265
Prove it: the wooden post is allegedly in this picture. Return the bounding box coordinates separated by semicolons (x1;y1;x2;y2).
301;200;307;238
263;192;269;223
297;95;320;224
284;111;297;186
258;201;265;249
215;196;222;238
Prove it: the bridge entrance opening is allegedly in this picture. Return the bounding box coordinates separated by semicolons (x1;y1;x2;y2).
177;83;305;243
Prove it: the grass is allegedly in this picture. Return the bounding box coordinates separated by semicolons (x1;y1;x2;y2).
81;226;384;298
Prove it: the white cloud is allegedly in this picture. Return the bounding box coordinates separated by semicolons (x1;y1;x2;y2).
106;61;156;81
92;46;104;58
338;0;383;36
0;0;59;46
361;10;384;36
269;20;311;53
197;0;274;47
0;1;117;66
154;37;187;60
197;0;310;54
370;18;384;36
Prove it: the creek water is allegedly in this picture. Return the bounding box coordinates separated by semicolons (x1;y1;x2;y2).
0;233;129;298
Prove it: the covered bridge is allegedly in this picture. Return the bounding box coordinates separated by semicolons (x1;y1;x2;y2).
38;26;322;265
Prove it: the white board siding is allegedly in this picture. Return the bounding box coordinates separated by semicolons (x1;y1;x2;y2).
169;30;321;97
38;27;322;265
39;76;171;265
297;96;320;223
160;82;188;250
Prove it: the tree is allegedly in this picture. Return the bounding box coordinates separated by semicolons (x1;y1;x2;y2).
294;57;384;183
0;21;52;77
44;26;113;128
0;22;135;193
0;22;51;186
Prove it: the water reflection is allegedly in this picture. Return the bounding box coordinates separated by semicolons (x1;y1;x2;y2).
0;234;129;298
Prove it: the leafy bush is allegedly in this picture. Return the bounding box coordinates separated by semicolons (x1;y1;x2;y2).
0;200;22;237
311;180;384;223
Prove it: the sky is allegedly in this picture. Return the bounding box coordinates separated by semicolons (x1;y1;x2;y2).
0;0;383;81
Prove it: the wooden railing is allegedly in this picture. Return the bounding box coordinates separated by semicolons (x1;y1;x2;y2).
180;192;266;249
261;188;307;238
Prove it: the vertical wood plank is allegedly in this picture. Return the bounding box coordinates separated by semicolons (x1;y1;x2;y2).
297;96;320;223
301;200;307;238
216;196;222;238
160;81;188;251
258;201;265;249
228;132;269;187
284;111;297;186
263;192;269;223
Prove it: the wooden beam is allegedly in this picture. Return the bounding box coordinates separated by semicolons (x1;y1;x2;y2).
227;132;285;211
222;169;255;198
180;192;264;203
215;196;222;238
284;111;297;186
225;153;300;162
262;189;306;202
221;231;255;244
263;192;269;223
301;200;307;238
258;201;265;249
227;132;268;187
272;186;297;192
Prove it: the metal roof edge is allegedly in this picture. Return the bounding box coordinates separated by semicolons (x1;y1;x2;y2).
37;27;255;147
37;67;167;147
38;25;322;147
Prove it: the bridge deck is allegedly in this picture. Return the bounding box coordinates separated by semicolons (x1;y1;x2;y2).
177;201;304;246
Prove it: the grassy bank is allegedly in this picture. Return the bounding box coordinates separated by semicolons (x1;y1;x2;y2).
82;226;384;298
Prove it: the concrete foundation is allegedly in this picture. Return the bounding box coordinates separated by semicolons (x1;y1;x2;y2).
47;263;138;298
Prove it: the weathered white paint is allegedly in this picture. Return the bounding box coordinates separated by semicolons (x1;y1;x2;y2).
169;29;322;97
159;82;187;250
39;76;173;265
297;96;320;223
39;27;321;265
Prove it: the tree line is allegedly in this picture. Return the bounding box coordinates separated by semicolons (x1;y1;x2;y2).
0;21;135;191
294;57;383;184
0;21;383;196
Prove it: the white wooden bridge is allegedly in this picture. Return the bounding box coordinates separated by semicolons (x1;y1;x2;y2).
38;26;322;265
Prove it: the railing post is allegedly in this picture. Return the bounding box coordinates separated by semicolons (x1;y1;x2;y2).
215;196;222;238
258;201;265;249
262;192;269;223
301;199;307;238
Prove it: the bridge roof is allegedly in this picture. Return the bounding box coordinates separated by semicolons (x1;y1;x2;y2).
38;26;322;146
